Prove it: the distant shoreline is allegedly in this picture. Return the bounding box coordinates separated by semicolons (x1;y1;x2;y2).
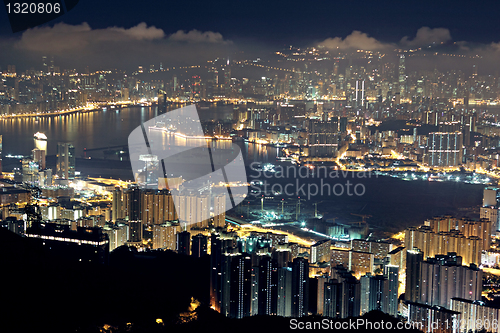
0;102;144;119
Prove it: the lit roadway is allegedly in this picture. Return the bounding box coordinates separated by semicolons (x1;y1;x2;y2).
483;267;500;276
88;177;132;188
390;150;430;172
0;103;104;119
226;216;315;247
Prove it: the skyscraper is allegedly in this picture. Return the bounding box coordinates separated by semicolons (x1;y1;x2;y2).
112;187;123;222
277;267;292;317
0;134;2;174
426;132;463;166
384;265;399;316
177;230;191;255
291;257;309;317
258;256;278;315
32;148;46;170
419;253;482;308
324;279;341;318
483;187;498;207
398;54;406;97
213;193;227;228
480;187;500;233
128;220;143;242
123;186;141;221
405;249;424;303
192;234;208;258
56;142;75;180
230;254;252;319
407;301;461;333
152;223;177;250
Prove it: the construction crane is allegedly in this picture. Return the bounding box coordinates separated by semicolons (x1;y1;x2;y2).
296;198;306;220
313;201;325;218
350;213;372;226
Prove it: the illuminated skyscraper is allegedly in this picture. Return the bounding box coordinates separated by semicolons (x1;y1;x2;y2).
481;187;500;232
230;253;252;319
405;249;423;303
450;298;500;333
323;279;341;318
277;267;292;317
223;60;231;97
0;134;2;174
192;234;208;257
123;186;141;221
210;233;236;314
152;223;177;250
407;302;461;333
311;239;331;264
103;223;129;251
398;54;406;97
258;256;278;316
112;187;123;222
308;119;339;157
426;132;463;166
128;220;143;242
384;265;399;317
177;230;191;255
213;193;226;228
173;191;210;228
291;257;309;317
354;80;365;109
56;142;75;180
32;148;45;170
419;253;482;308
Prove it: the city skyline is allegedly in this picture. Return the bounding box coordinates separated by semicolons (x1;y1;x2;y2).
4;1;500;332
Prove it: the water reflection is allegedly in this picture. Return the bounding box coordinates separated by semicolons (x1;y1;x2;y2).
0;106;279;165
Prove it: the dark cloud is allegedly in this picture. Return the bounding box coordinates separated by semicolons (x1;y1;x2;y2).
2;22;234;70
3;22;500;75
168;29;229;44
318;27;454;51
318;31;392;51
400;27;452;47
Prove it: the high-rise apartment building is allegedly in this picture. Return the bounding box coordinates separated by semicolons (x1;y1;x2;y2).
481;187;500;233
258;256;278;316
152;223;178;250
310;239;331;264
177;230;191;255
291;257;309;317
398;54;406;97
406;301;461;333
426;132;463;166
56;142;75;179
406;252;482;308
112;187;123;222
191;234;208;257
230;253;252;319
450;298;500;333
32;148;46;170
405;249;424;303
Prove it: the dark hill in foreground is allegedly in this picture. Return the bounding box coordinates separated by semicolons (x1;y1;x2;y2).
0;228;420;332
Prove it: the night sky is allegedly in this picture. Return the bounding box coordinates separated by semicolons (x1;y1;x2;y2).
1;0;500;43
1;0;500;70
